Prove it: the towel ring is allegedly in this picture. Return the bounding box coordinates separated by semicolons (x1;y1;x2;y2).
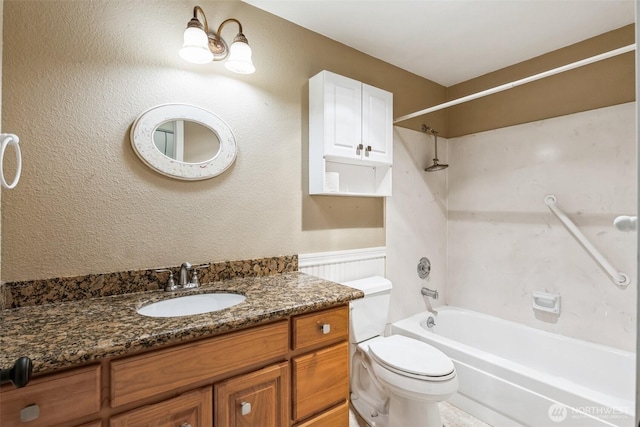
0;134;21;189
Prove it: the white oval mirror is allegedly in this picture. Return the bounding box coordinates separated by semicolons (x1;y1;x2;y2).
131;104;237;180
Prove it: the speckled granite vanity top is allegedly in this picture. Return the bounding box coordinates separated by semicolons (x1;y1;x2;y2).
1;272;363;375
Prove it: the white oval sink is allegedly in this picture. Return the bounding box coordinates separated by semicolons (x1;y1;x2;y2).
137;293;246;318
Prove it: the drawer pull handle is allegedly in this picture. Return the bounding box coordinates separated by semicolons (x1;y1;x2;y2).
241;401;252;416
20;404;40;422
320;323;331;334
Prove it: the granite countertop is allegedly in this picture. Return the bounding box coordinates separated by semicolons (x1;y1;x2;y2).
1;272;363;375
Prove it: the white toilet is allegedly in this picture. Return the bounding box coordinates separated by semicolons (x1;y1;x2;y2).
345;276;458;427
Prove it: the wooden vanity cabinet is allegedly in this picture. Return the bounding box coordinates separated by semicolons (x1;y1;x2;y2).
1;305;351;427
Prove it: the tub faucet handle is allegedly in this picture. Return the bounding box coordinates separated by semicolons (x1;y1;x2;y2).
426;316;436;328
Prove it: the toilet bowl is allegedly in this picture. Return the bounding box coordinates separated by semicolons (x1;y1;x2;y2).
345;276;458;427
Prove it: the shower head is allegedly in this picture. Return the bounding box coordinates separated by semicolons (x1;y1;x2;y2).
425;160;449;172
421;124;448;172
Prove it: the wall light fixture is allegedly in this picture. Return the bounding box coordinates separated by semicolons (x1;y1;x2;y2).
179;6;255;74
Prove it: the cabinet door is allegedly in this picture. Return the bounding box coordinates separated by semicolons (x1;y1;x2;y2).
362;83;393;164
109;387;212;427
321;72;362;160
292;342;349;422
214;362;289;427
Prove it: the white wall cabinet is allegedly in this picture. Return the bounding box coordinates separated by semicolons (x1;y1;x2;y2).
309;70;393;197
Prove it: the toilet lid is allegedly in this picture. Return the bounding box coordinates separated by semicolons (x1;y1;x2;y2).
368;335;455;378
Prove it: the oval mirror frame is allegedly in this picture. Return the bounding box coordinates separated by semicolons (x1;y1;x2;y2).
130;104;237;180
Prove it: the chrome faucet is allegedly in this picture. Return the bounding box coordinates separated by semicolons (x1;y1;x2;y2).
179;262;192;288
421;287;438;299
157;262;207;291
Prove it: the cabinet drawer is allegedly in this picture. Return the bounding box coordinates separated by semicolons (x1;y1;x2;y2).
292;305;348;351
109;386;212;427
0;364;101;427
294;401;349;427
292;341;349;421
111;320;288;407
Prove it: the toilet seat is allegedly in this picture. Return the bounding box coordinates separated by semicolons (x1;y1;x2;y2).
368;335;455;382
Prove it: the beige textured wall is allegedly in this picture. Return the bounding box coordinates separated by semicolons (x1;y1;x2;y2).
446;25;635;138
1;0;446;281
0;0;3;300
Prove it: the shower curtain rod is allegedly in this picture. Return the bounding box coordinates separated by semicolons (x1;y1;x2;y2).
394;44;636;124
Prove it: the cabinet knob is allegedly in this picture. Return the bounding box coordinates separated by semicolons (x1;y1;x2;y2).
240;401;252;416
319;323;331;334
180;423;192;427
20;404;40;422
365;145;372;152
356;144;364;154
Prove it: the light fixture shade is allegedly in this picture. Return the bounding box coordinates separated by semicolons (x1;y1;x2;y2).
179;26;213;64
225;38;255;74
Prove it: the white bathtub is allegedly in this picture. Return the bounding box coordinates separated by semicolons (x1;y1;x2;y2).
392;306;635;427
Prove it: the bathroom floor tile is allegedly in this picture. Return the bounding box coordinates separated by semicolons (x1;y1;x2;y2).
349;401;491;427
440;401;492;427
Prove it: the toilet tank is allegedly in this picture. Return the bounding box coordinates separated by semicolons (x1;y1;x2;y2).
343;276;392;343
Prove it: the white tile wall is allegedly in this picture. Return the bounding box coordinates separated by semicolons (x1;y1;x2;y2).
447;102;636;351
386;126;449;324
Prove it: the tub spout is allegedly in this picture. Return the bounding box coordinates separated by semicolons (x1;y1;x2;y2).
421;287;438;299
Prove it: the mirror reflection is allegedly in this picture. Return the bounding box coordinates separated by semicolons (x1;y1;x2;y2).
153;120;220;163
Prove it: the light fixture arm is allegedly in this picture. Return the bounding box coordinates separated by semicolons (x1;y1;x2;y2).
188;6;209;33
215;18;249;53
216;18;244;38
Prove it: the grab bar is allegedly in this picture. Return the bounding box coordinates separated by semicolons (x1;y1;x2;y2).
613;215;637;232
544;195;630;289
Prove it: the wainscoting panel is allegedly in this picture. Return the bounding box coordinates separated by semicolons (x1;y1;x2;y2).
298;247;386;283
